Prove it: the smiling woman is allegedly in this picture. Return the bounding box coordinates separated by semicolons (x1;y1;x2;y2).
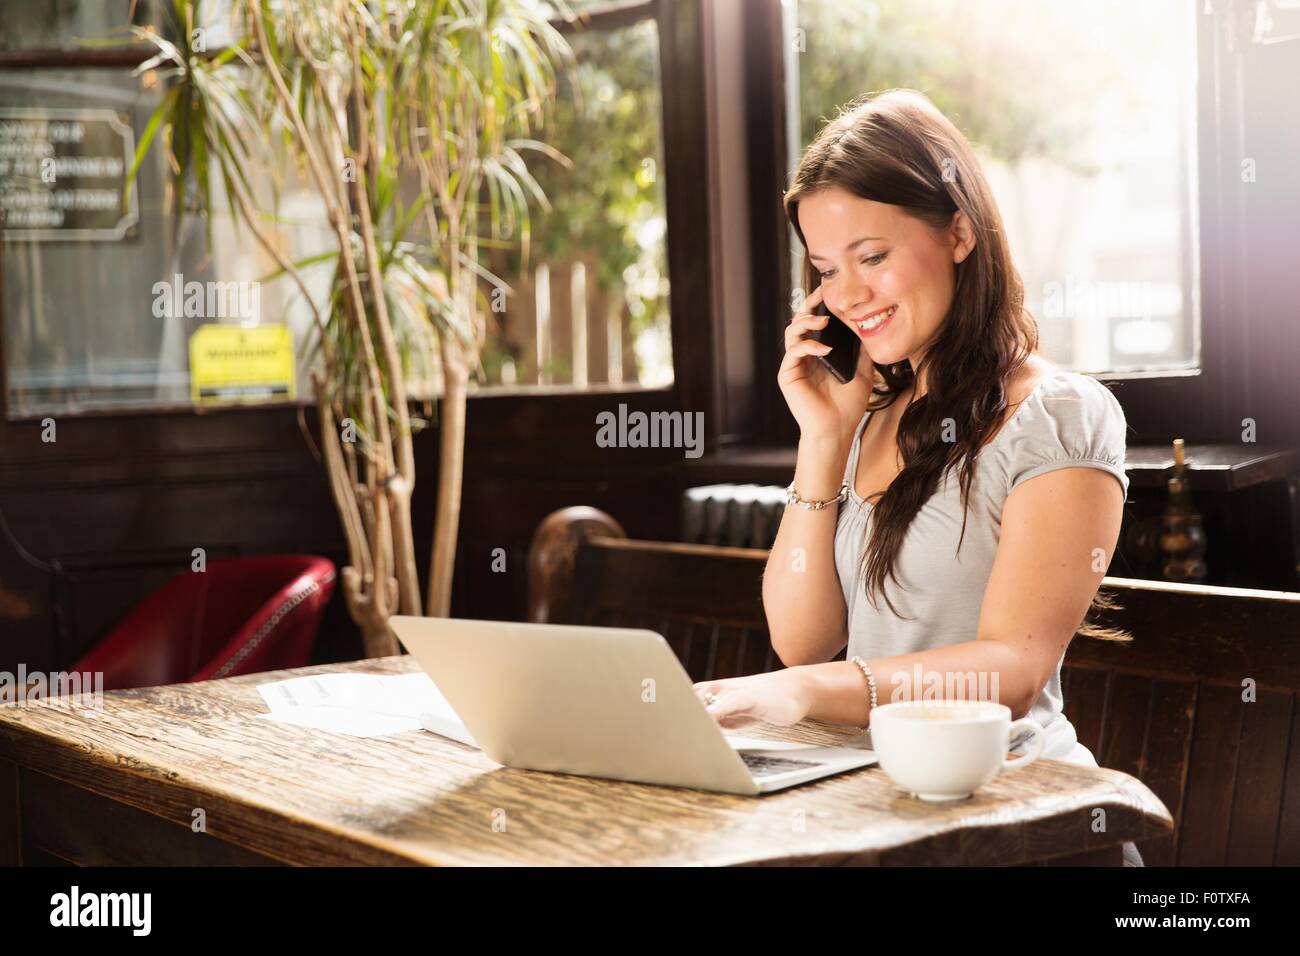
774;88;1073;637
696;88;1140;864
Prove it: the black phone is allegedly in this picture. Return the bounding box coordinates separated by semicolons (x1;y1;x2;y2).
808;301;861;384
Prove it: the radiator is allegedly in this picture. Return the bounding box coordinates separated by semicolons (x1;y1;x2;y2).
682;483;787;549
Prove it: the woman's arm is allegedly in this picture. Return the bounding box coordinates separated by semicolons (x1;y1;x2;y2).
765;283;874;668
705;465;1125;728
761;429;858;667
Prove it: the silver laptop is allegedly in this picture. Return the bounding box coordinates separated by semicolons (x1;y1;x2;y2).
389;616;876;795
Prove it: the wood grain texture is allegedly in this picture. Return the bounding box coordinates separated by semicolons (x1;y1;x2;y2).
1066;578;1300;866
1278;700;1300;865
1225;689;1293;865
0;656;1170;866
1176;685;1244;866
527;508;628;624
1133;679;1197;866
20;768;284;866
0;758;18;865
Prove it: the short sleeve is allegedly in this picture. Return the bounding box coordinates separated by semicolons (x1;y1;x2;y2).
1002;373;1130;499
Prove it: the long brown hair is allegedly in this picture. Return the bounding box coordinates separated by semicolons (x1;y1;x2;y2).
784;89;1128;641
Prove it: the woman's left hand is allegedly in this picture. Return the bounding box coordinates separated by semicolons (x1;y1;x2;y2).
693;669;812;729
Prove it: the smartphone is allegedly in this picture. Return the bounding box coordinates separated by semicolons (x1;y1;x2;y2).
808;301;861;384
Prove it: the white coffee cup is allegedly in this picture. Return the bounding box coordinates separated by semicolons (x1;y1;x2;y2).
868;700;1046;801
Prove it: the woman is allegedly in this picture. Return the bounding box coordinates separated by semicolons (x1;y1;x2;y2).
694;90;1142;865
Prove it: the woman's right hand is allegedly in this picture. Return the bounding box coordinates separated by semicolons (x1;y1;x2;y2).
778;285;874;443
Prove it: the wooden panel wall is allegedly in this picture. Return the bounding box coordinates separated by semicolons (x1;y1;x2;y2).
0;393;688;673
1062;579;1300;866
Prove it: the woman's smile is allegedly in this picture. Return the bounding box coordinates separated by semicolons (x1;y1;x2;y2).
850;303;899;337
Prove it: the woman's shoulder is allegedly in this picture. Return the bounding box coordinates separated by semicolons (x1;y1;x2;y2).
1025;359;1127;429
992;356;1130;496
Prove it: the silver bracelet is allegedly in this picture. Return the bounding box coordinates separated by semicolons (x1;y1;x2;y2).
785;480;848;510
850;655;878;734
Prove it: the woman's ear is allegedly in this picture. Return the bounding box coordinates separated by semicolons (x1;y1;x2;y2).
951;209;976;264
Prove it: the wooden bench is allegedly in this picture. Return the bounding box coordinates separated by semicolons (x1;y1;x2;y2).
527;505;1300;867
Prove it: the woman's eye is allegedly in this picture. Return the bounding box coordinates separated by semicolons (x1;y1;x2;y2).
819;252;885;279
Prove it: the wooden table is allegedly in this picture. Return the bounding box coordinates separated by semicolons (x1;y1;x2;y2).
0;655;1173;866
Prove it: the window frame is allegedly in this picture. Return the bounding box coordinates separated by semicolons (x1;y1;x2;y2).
0;0;724;436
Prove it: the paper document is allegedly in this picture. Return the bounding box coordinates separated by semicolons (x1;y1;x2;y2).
255;671;476;745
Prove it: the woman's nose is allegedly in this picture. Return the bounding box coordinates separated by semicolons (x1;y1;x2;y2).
839;286;873;317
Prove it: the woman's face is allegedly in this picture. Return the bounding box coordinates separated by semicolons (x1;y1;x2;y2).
799;185;973;368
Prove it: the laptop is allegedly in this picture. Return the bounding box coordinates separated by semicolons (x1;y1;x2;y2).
389;616;877;795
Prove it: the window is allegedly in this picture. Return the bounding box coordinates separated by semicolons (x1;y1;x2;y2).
479;3;672;391
1;0;672;418
0;1;311;416
790;0;1200;376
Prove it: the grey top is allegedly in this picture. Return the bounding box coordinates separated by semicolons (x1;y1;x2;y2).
833;367;1130;766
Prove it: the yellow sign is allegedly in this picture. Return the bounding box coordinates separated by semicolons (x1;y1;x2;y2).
189;324;296;404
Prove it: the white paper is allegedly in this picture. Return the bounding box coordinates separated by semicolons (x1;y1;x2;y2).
255;671;476;744
254;706;422;738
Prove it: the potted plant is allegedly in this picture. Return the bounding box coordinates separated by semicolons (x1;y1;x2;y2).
130;0;574;655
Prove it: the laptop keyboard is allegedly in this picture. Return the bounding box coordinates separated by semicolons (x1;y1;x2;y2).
738;750;826;777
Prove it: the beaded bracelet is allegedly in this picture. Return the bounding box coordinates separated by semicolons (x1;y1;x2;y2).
850;655;878;734
785;480;849;510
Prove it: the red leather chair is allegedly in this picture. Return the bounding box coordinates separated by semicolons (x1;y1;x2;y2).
70;555;337;691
